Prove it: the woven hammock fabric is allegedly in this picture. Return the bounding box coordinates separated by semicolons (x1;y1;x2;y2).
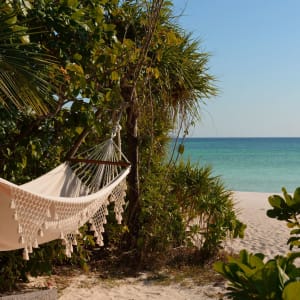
0;139;130;260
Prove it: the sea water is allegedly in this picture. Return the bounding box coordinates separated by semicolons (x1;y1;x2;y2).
171;137;300;193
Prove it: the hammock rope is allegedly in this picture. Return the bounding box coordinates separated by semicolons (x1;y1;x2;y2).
0;126;130;260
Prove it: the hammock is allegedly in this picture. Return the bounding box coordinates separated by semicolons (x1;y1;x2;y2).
0;135;130;260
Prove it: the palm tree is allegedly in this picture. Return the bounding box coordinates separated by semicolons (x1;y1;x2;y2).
0;5;59;115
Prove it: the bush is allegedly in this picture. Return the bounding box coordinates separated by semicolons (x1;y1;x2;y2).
214;187;300;300
137;161;245;264
169;161;245;257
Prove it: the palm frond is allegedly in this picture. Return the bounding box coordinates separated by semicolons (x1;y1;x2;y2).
0;10;61;115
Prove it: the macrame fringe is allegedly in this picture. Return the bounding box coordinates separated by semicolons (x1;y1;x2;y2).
8;137;129;260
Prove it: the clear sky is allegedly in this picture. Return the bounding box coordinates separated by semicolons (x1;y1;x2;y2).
171;0;300;137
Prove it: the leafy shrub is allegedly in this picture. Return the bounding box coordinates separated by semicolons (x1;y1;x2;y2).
215;250;300;300
137;161;245;265
138;163;186;260
169;161;245;257
0;250;27;292
267;187;300;251
214;187;300;300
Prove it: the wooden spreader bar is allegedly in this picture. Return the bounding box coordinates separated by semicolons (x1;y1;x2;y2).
69;158;130;167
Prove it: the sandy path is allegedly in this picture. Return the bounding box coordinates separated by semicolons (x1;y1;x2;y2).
25;191;292;300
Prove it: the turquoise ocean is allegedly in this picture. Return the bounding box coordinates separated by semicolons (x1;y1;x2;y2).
173;138;300;193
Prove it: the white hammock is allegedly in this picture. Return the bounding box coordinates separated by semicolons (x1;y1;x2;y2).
0;138;130;260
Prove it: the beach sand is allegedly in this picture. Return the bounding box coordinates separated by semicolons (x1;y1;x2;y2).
224;191;290;259
26;191;292;300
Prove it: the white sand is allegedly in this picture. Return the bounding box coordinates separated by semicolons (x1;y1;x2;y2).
28;191;292;300
224;191;290;259
57;274;226;300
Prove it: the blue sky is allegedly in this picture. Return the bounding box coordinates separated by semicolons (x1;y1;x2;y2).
172;0;300;137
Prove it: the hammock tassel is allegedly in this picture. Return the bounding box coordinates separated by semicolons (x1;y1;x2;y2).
104;207;109;216
38;229;44;237
23;248;29;260
28;244;33;254
18;224;22;234
10;199;16;209
33;239;39;248
19;235;25;244
99;224;104;233
13;212;18;221
72;238;77;246
65;248;71;258
97;236;104;247
90;223;96;231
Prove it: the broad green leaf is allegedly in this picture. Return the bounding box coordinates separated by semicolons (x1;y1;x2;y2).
282;187;295;207
290;240;300;246
75;127;83;135
213;261;225;275
266;209;279;218
5;16;17;25
268;195;285;209
290;229;300;235
239;249;250;265
249;254;264;269
282;281;300;300
287;222;296;228
73;53;82;61
287;237;299;245
293;187;300;204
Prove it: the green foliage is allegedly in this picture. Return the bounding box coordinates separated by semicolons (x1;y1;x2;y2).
135;159;245;264
169;161;245;257
282;281;300;300
267;187;300;250
0;2;60;114
215;187;300;299
138;163;186;257
0;250;27;292
0;0;219;291
214;250;300;300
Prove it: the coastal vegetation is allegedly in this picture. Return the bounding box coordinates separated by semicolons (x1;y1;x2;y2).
0;0;243;292
215;187;300;299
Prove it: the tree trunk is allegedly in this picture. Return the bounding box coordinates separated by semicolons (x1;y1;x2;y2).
124;103;141;249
